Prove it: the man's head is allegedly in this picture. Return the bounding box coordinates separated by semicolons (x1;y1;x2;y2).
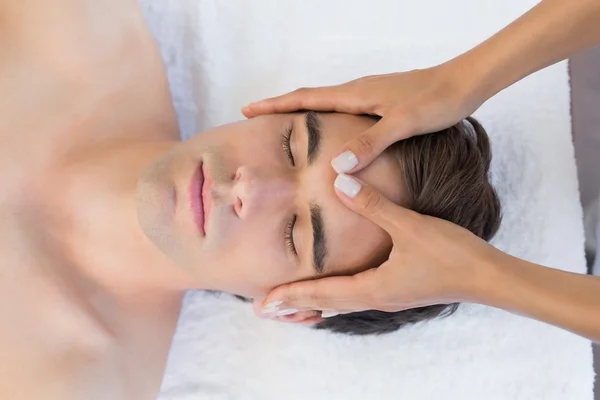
136;112;403;298
135;112;501;334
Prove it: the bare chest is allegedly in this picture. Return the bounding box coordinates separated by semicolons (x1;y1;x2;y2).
0;3;183;396
0;207;182;400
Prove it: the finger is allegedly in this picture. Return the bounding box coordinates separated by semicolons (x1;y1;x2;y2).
253;299;319;320
320;310;341;318
276;311;321;324
333;174;417;232
253;298;272;319
331;117;410;174
261;270;379;313
242;86;346;118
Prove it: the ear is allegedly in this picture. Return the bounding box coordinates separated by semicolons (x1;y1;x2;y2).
251;298;323;325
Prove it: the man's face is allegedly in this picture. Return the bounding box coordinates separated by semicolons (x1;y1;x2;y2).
136;112;404;298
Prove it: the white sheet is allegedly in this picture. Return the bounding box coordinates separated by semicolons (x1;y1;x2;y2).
139;1;596;399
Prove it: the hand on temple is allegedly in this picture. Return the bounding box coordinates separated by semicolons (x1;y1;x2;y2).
259;176;600;343
259;175;500;318
243;66;484;174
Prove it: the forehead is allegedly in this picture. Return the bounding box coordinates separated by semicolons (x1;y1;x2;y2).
299;113;404;276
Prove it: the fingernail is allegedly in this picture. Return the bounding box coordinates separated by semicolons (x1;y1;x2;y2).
321;311;340;318
331;151;358;173
261;300;283;314
334;174;362;198
276;308;299;316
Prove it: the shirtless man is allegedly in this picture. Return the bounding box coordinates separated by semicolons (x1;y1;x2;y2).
1;1;183;398
0;1;507;398
0;2;403;397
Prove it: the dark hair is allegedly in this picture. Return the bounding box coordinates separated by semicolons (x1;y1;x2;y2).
314;116;502;335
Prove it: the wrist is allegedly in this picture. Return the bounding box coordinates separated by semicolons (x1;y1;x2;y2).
461;246;515;307
436;54;492;117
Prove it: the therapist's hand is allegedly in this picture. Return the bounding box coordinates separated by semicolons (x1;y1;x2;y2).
242;64;483;174
260;174;502;317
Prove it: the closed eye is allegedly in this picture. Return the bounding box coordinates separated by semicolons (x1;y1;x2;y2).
282;123;297;260
281;125;295;166
285;214;298;257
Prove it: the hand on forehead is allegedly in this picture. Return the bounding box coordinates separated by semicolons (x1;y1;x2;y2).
276;112;405;278
306;113;400;274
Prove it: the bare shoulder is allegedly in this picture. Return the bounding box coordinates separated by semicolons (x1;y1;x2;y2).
0;205;175;400
0;0;179;157
0;217;125;400
0;254;174;400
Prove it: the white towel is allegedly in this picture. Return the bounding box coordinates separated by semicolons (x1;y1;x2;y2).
139;1;596;399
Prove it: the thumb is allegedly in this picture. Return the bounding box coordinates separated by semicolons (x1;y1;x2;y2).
334;174;410;232
332;117;409;174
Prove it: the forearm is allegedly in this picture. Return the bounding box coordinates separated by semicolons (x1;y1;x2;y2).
477;253;600;343
448;0;600;104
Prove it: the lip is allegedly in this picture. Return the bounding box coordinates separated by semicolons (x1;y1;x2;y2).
201;163;213;234
189;163;205;236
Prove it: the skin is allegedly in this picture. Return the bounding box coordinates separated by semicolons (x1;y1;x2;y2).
0;1;404;398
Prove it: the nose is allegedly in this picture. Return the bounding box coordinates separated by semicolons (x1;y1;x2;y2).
232;166;295;219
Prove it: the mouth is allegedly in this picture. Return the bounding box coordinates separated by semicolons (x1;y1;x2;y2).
201;163;213;234
189;163;206;236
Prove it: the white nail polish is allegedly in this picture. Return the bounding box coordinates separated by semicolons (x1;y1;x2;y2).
321;311;340;318
263;300;283;309
331;151;358;173
334;174;362;198
261;301;283;314
276;308;299;316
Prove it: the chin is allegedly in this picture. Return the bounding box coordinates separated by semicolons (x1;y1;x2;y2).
135;171;200;276
136;174;174;240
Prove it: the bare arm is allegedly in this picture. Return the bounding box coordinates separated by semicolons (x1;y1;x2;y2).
480;254;600;342
452;0;600;109
443;0;600;341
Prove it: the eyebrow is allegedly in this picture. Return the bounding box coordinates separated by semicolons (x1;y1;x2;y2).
310;204;327;274
301;112;328;273
305;111;322;165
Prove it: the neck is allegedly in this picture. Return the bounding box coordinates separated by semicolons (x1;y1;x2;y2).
62;139;204;300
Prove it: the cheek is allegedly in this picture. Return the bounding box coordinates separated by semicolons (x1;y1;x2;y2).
205;221;296;296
